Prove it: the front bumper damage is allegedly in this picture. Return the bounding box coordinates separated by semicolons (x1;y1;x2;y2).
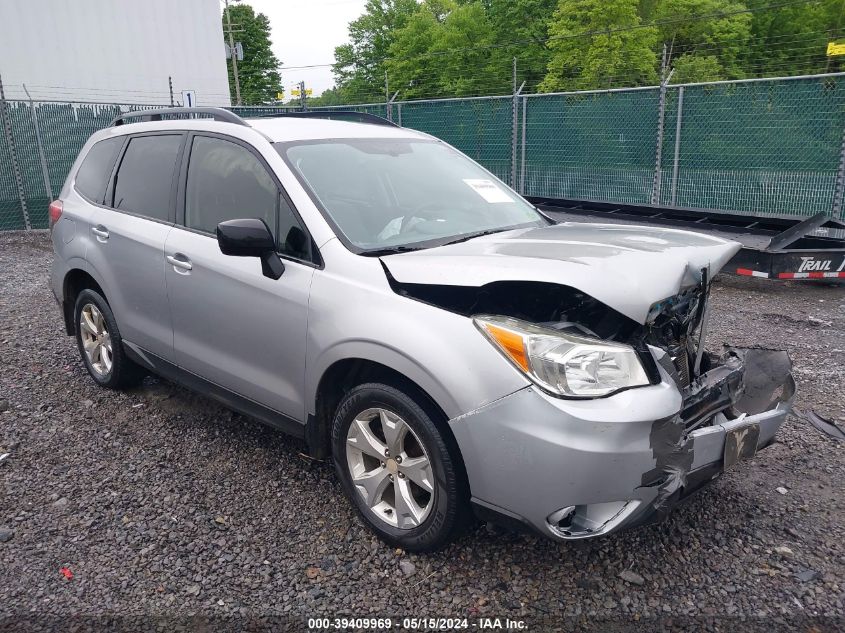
450;346;795;541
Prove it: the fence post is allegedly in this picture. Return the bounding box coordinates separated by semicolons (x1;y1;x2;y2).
833;125;845;219
520;95;527;194
669;86;685;207
387;91;399;123
511;82;525;189
23;84;53;202
0;73;31;230
651;78;673;205
396;103;402;127
651;45;673;205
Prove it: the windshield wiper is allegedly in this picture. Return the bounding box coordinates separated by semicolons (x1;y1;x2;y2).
362;245;424;257
438;227;510;247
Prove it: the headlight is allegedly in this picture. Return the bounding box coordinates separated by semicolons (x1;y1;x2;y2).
474;315;650;398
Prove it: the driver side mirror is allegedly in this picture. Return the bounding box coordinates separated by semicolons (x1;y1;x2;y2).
216;218;284;280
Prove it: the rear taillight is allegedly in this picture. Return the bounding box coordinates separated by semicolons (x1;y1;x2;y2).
48;200;63;229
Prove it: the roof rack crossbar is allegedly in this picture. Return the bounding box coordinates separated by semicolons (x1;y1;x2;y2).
110;107;248;127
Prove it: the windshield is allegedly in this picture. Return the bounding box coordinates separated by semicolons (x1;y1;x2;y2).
278;139;545;252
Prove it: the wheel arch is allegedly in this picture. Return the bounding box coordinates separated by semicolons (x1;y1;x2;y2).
307;356;467;490
61;268;107;335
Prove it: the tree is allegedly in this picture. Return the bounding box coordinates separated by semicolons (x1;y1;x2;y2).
650;0;752;83
333;0;419;102
431;2;503;96
387;1;506;99
540;0;659;91
484;0;559;89
222;3;283;104
385;2;446;99
744;0;844;77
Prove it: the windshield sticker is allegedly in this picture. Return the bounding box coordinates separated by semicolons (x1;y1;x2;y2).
463;179;514;203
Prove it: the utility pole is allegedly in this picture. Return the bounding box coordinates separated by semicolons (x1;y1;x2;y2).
223;0;242;106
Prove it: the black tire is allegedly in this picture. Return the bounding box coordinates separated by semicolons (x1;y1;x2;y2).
74;288;145;389
331;382;469;552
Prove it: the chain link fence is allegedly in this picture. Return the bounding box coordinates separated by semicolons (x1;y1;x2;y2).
2;73;845;230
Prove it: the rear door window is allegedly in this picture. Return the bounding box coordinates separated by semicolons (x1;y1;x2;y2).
112;134;182;222
74;137;124;204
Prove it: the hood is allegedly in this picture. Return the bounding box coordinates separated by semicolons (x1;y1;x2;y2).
380;222;741;324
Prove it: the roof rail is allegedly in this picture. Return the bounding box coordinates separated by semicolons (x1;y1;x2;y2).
244;110;398;127
110;107;248;127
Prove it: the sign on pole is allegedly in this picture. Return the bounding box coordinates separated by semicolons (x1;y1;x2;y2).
827;41;845;56
181;90;197;107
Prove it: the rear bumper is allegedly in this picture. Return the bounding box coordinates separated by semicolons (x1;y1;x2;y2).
451;348;795;541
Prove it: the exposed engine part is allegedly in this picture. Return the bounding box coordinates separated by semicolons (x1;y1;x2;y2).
385;277;641;342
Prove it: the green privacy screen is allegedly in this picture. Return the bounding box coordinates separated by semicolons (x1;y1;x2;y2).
1;74;844;230
657;77;845;215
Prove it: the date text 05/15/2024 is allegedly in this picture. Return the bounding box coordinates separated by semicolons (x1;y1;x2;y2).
307;617;528;630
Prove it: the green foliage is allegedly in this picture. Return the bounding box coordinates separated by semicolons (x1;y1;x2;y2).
327;0;845;99
540;0;659;91
332;0;419;102
484;0;559;88
222;3;283;105
387;1;510;98
652;0;752;82
745;0;844;77
307;87;348;107
671;54;725;83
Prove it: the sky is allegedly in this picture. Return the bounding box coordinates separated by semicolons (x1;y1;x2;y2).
227;0;369;96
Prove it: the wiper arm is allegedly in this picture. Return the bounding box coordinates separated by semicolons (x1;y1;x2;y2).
439;228;508;247
363;245;423;257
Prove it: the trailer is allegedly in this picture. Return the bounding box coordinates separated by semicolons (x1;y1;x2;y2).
530;197;845;281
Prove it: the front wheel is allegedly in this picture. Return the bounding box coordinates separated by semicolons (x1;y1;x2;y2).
331;383;468;552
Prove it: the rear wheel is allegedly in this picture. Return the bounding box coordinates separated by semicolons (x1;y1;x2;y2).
74;289;145;389
332;382;468;552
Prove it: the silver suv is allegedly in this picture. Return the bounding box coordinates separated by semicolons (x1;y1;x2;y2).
50;108;795;551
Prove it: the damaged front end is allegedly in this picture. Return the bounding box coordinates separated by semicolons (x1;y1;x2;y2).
644;347;795;516
636;270;796;517
383;247;796;541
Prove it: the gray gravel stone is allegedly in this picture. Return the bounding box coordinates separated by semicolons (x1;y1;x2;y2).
618;570;645;586
399;560;416;577
0;528;14;543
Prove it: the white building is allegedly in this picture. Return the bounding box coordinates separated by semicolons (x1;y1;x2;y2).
0;0;231;105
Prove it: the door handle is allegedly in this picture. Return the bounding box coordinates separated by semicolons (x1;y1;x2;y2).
166;254;193;271
91;226;109;240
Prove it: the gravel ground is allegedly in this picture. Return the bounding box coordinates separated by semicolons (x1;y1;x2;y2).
1;230;844;630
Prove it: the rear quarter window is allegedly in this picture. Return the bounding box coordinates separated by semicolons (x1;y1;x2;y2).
74;137;124;204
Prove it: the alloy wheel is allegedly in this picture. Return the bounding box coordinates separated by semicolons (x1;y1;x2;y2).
345;407;435;529
79;303;113;377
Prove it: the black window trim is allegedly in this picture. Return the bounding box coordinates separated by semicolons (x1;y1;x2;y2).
72;135;128;207
103;130;188;227
174;130;323;269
